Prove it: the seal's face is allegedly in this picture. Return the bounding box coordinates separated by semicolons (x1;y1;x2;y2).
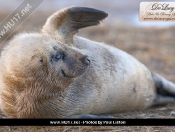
0;33;90;118
3;33;90;82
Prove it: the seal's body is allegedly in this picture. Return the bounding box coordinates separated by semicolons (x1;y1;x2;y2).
0;7;175;118
60;36;155;118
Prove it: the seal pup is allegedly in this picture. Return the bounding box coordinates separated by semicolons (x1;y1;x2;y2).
0;6;175;118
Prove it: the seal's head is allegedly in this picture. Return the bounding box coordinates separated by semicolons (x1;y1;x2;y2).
0;33;90;118
0;6;108;118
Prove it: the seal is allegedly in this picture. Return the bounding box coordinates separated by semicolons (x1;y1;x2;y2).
0;6;175;118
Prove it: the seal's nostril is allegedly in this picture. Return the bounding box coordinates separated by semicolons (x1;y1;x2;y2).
86;58;90;65
80;56;90;66
84;58;90;66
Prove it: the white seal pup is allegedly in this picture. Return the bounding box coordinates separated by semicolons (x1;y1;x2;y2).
0;7;175;118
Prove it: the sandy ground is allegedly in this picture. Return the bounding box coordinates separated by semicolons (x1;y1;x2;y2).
0;9;175;131
1;126;175;132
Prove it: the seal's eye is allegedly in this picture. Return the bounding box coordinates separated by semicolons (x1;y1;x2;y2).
55;53;62;61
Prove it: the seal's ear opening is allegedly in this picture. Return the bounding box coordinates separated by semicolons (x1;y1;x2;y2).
42;6;108;45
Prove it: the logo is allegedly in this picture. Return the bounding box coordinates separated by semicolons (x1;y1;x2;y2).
140;2;175;22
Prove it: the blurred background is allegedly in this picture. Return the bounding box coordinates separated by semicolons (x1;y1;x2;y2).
0;0;175;131
1;0;175;27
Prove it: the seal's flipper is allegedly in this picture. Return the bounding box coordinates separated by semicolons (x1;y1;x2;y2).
42;6;108;45
151;72;175;106
152;72;175;97
152;94;175;106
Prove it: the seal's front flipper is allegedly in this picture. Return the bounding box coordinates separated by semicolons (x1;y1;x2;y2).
42;6;108;45
68;114;114;119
